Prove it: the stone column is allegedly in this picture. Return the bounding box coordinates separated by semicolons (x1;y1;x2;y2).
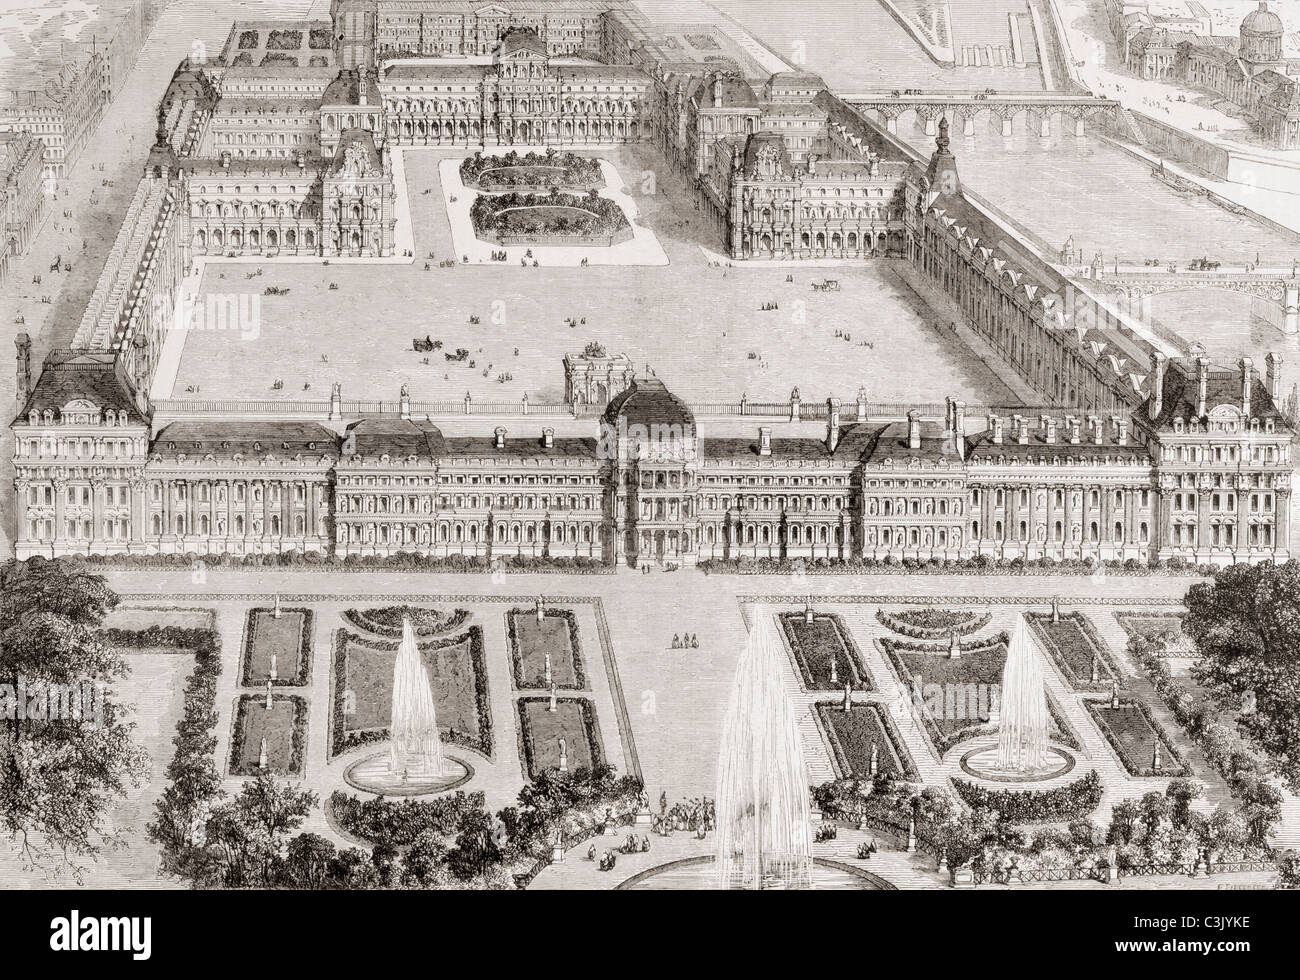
89;479;103;548
53;479;67;552
1276;489;1291;555
1236;481;1250;556
1197;488;1212;555
130;476;146;546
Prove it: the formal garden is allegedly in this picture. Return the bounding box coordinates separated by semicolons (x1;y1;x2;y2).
330;625;492;757
240;606;313;686
515;696;604;780
1025;610;1121;690
507;606;586;690
229;693;308;776
1086;697;1192;778
470;190;632;245
815;702;918;780
460;149;605;192
778;611;872;691
875;607;992;640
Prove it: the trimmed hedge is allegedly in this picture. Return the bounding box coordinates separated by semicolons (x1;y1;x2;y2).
951;770;1104;823
700;555;1216;576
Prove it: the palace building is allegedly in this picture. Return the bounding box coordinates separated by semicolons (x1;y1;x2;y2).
10;1;1292;569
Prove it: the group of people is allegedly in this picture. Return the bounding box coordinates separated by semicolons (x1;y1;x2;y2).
671;634;699;649
653;794;714;839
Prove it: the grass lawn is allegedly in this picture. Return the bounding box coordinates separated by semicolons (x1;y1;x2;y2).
170;145;1015;406
779;612;871;691
816;703;917;779
1086;700;1191;778
230;695;306;776
242;608;310;686
338;628;487;749
517;697;602;778
1027;613;1117;689
509;609;583;689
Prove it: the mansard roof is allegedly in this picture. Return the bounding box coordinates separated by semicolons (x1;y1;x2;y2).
441;435;598;459
1146;358;1284;428
14;351;143;426
152;421;338;457
965;423;1150;462
344;418;445;458
861;420;964;465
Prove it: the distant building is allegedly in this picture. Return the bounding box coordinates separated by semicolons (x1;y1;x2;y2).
0;131;47;271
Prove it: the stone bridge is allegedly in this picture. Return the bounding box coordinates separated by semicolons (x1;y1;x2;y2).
840;92;1124;138
1075;266;1300;335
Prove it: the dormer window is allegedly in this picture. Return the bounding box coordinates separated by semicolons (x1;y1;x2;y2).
253;442;262;452
168;442;176;450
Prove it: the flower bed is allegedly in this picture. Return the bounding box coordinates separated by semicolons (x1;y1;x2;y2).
951;770;1104;823
229;693;308;776
460;149;604;191
342;606;471;640
515;697;604;780
876;607;992;639
83;550;612;573
240;607;313;687
1026;612;1121;690
470;190;629;243
266;29;303;50
1085;698;1191;777
507;607;586;690
880;634;1005;752
814;702;918;780
330;627;492;757
778;611;872;691
1114;612;1189;651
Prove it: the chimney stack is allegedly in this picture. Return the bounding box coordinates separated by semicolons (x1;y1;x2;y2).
991;415;1004;445
15;333;31;409
1069;417;1082;444
543;427;554;449
1045;418;1058;444
494;426;507;449
827;398;841;453
1149;351;1166;421
1240;357;1253;419
1090;415;1103;444
953;400;966;459
907;410;922;450
1113;416;1129;446
759;426;772;456
1196;353;1210;419
1016;414;1029;445
1266;352;1283;403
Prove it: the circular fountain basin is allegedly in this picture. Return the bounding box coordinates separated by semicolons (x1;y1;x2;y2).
343;752;473;796
958;743;1076;783
618;856;892;890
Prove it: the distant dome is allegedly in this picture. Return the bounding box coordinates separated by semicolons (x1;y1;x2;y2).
1242;1;1283;37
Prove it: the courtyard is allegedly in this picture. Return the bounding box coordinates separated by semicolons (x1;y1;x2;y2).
164;143;1016;406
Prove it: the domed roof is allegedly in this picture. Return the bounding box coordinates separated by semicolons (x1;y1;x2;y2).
1242;1;1283;37
742;130;793;175
694;73;759;109
603;377;694;428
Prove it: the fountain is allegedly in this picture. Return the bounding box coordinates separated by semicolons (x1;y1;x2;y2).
343;616;472;796
997;617;1049;773
715;605;815;890
389;617;444;777
958;617;1075;783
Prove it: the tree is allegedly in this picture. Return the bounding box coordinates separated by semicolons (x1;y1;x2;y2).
402;829;448;887
1184;561;1300;791
1165;779;1202;828
0;558;149;878
285;832;335;889
204;771;317;887
445;807;503;880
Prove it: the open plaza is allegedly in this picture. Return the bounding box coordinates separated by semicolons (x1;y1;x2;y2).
161;144;1014;407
